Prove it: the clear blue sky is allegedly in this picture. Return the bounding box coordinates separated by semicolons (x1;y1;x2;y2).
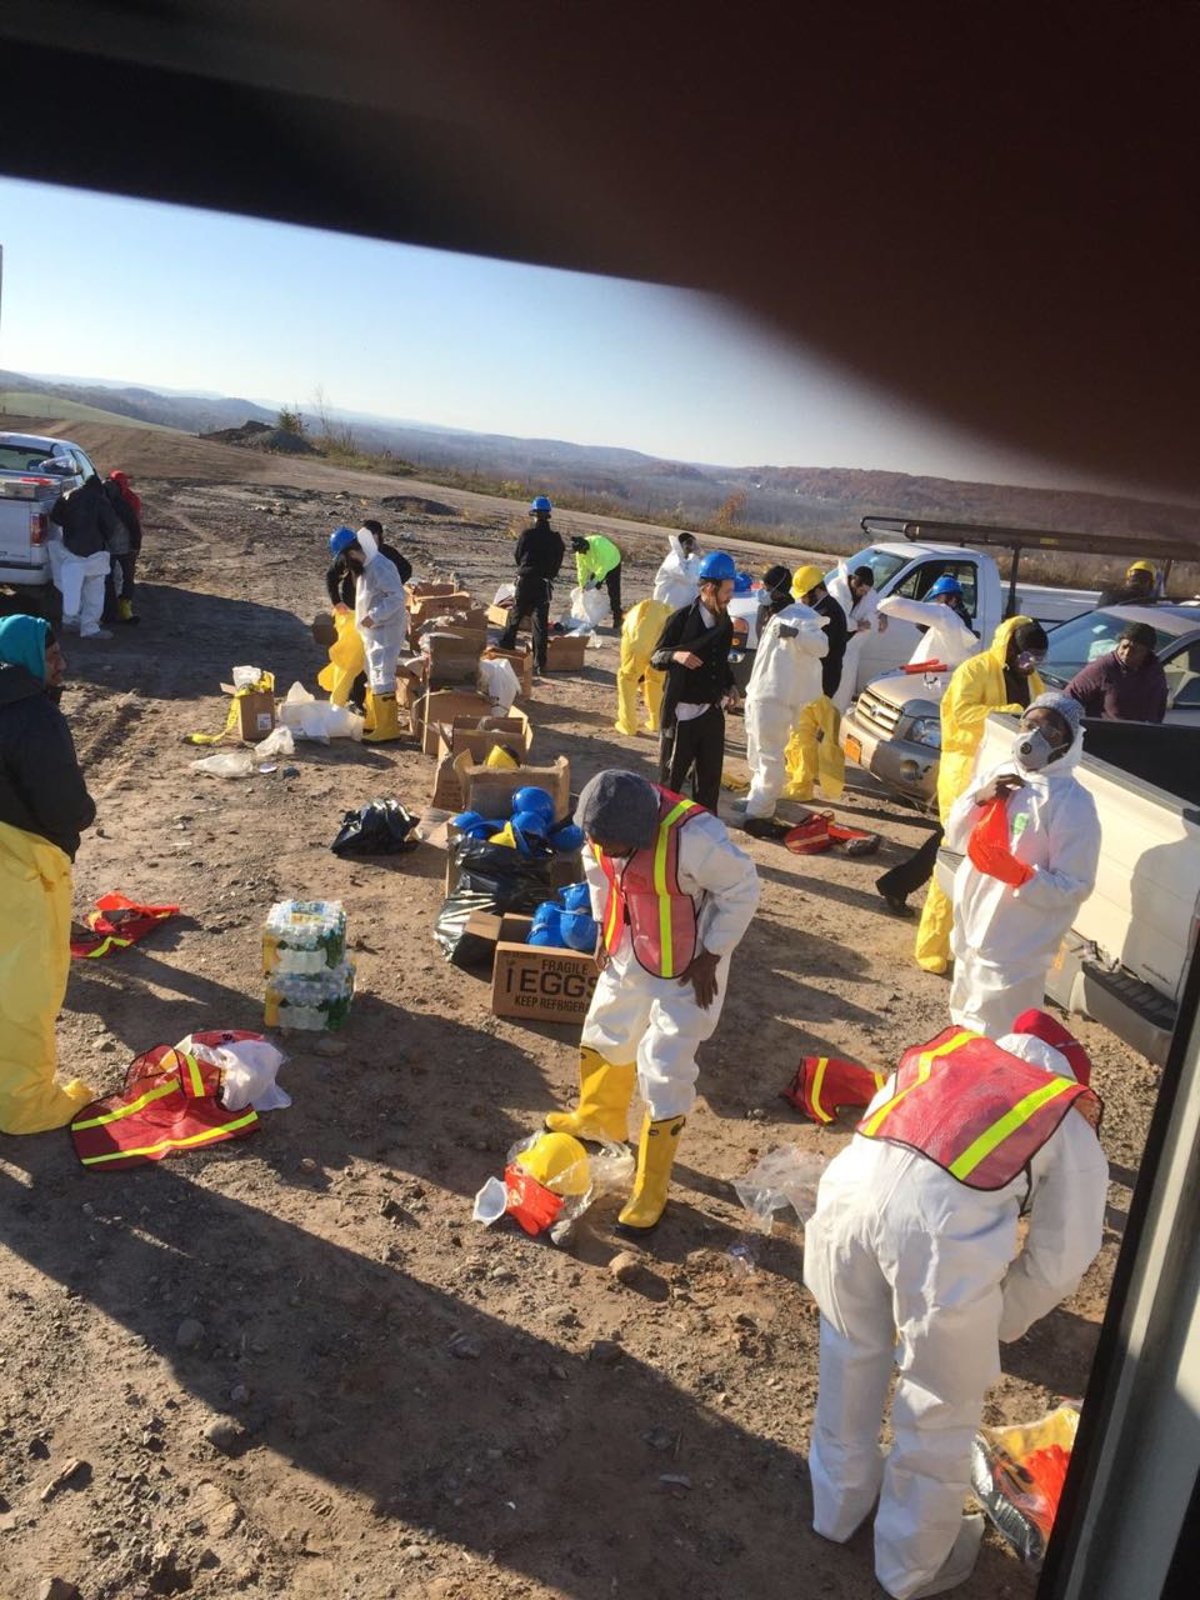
0;177;1092;489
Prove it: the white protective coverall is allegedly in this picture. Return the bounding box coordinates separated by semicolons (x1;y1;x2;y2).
744;603;829;820
652;534;704;612
804;1032;1108;1600
943;722;1100;1038
353;527;408;692
59;549;112;637
877;594;978;670
828;562;882;713
581;809;759;1119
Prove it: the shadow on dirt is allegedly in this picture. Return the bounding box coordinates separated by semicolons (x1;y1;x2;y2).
0;1140;1020;1600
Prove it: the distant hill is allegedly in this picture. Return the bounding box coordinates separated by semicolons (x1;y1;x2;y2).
0;389;174;431
2;368;1196;553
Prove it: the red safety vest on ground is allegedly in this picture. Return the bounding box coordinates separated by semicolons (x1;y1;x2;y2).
856;1027;1101;1190
70;1031;262;1171
595;787;702;978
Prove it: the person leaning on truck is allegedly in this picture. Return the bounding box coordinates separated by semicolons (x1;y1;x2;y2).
1065;621;1168;723
0;615;96;1134
49;473;120;640
912;617;1048;973
1098;559;1159;607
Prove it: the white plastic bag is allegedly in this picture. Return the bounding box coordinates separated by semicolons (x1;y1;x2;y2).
279;682;363;743
492;582;516;607
193;751;255;779
732;1146;829;1230
232;665;264;689
176;1034;291;1112
570;585;609;629
479;656;521;712
255;724;296;759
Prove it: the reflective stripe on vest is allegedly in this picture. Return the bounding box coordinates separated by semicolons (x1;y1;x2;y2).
78;1110;258;1167
596;788;701;978
856;1026;1101;1190
807;1056;888;1125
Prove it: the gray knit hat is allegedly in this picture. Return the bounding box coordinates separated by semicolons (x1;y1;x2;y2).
576;769;660;849
1029;689;1084;739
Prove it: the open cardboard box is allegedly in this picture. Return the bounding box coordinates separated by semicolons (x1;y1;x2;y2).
219;681;277;742
416;688;496;755
453;751;571;822
482;643;534;698
545;633;589;672
422;632;484;689
486;601;530;632
430;707;535;811
410;590;473;626
408;580;459;600
490;913;598;1024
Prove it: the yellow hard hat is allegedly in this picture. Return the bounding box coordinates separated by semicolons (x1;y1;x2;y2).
791;564;824;600
515;1132;591;1196
488;821;519;848
1126;559;1155;578
484;744;520;770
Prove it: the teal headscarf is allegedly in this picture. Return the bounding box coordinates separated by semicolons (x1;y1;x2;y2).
0;614;51;680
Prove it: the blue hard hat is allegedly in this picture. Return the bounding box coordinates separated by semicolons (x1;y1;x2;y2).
529;909;563;946
329;526;357;557
698;551;737;582
450;810;485;832
512;786;556;822
530;495;553;514
558;882;591;912
559;912;598;952
532;900;562;929
733;571;754;594
927;575;964;600
512;808;550;838
549;823;584;853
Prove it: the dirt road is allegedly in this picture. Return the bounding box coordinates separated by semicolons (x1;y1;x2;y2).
0;428;1147;1600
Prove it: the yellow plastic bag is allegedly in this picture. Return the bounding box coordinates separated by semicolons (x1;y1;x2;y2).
317;612;365;707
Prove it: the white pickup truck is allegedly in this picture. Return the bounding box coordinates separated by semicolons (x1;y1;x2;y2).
0;430;99;613
935;712;1200;1066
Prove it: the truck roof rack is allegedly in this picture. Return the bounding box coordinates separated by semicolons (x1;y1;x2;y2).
860;513;1199;564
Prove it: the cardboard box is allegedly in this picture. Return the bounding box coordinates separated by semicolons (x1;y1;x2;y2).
454;752;571;822
544;633;589;672
487;601;531;632
491;914;598;1025
436;712;533;764
410;590;473;626
234;688;276;742
482;644;534;698
417;689;496;756
408;581;459;600
423;631;483;689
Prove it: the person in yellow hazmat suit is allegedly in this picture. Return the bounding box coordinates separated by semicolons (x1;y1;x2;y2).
614;598;672;736
913;616;1048;973
783;564;849;803
0;615;97;1133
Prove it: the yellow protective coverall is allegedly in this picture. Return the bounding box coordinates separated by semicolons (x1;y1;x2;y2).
914;615;1046;972
0;820;93;1133
317;609;367;707
783;696;846;803
614;599;671;737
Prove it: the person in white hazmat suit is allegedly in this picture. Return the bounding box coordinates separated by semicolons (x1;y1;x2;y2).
546;769;759;1232
827;561;884;713
741;601;829;839
652;532;703;611
346;526;408;743
943;689;1100;1037
804;1009;1108;1599
877;574;978;671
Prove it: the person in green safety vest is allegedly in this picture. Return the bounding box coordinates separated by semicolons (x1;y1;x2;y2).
571;533;624;627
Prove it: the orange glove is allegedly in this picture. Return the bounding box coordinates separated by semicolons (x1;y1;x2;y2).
968;799;1035;888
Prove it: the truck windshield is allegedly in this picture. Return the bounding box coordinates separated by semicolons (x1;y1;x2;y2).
825;546;911;590
1039;608;1180;685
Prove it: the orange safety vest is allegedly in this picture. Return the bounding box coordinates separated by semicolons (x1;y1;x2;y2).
595;787;702;978
856;1027;1101;1190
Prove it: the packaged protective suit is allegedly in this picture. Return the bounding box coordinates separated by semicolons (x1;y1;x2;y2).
652;534;703;612
804;1020;1107;1600
914;616;1046;973
354;528;408;692
878;593;978;670
744;603;828;820
943;714;1099;1037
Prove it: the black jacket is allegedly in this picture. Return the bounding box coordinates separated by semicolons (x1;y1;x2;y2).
815;592;849;698
514;519;566;581
651;599;735;723
325;542;413;608
50;476;119;559
103;479;143;551
0;665;95;859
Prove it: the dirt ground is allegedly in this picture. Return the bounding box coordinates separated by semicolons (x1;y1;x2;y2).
0;425;1153;1600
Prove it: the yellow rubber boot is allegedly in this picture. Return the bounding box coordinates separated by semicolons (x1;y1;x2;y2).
643;665;665;733
363;692;402;744
617;1114;686;1231
361;690;376;733
614;651;643;736
915;879;953;974
546;1047;636;1142
117;597;135;623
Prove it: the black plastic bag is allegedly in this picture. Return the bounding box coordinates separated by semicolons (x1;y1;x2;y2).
330;800;420;857
434;837;555;963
